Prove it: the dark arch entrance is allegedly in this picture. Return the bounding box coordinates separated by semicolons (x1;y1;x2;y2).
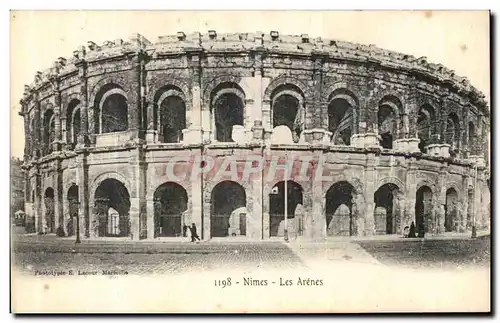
415;186;433;234
94;179;130;237
211;181;247;237
374;183;400;234
269;181;304;237
44;188;55;233
445;188;459;232
154;182;188;237
211;84;245;143
325;181;356;236
67;184;79;236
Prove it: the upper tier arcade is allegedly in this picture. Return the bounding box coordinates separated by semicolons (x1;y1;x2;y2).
19;31;489;167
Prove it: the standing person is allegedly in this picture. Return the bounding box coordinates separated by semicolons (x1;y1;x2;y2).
182;224;188;238
408;221;417;238
190;223;201;242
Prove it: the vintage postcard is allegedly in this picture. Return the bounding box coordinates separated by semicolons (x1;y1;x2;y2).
10;10;491;313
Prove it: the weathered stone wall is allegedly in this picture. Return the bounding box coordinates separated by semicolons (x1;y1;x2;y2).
19;31;490;239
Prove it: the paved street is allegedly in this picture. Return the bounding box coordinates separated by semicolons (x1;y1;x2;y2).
12;235;305;275
11;232;490;276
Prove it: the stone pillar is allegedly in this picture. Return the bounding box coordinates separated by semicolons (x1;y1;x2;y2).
459;175;469;232
183;52;204;144
404;159;417;228
34;171;42;233
76;154;89;238
34;96;42;158
128;146;145;240
436;166;447;234
363;153;377;236
262;99;272;136
53;87;63;152
54;159;64;235
191;165;204;239
145;102;156;143
146;199;155;239
262;179;271;240
202;181;211;240
311;150;326;239
248;148;263;239
394;192;405;235
76;58;89;147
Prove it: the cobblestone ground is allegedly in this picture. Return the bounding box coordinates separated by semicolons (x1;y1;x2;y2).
12;235;305;276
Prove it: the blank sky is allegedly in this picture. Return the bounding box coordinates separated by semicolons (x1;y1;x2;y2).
10;10;490;158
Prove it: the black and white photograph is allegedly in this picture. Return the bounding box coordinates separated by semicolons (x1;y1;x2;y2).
9;10;491;313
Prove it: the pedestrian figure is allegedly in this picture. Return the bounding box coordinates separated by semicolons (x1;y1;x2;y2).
182;224;188;238
403;226;410;238
408;221;416;238
190;223;201;242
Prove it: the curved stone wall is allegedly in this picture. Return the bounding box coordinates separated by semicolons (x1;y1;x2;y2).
19;31;490;240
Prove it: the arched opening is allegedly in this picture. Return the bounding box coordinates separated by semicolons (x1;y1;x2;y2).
94;84;128;134
211;83;245;142
211;181;247;237
153;182;188;237
271;85;304;143
415;185;433;234
43;110;55;154
325;181;356;236
155;89;187;143
67;184;79;236
269;181;303;237
445;188;458;232
468;121;476;155
94;178;130;237
378;96;401;149
66;99;81;149
374;183;400;234
446;113;460;157
44;187;55;233
417;104;435;153
328;90;356;146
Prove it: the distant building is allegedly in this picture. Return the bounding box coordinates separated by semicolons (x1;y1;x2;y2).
10;157;25;220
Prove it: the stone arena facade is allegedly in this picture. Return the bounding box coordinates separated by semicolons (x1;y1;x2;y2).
19;31;490;240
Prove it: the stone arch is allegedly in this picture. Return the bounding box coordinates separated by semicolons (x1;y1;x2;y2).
93;84;129;134
417;103;437;152
93;178;131;237
269;180;304;238
90;172;132;200
416;179;437;195
88;75;131;107
322;175;364;198
321;81;361;104
326;87;359;145
153;86;187;143
66;99;81;146
263;75;312;102
377;94;404;147
209;82;246;142
44;187;55;233
445;187;459;232
325;181;359;236
43;108;55;154
373;90;407;113
446;112;461;155
374;182;402;234
415;184;434;234
270;84;306;143
66;184;79;236
210;180;247;237
61;92;81;118
153;182;189;237
376;176;405;195
203;74;246;105
146;76;191;107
